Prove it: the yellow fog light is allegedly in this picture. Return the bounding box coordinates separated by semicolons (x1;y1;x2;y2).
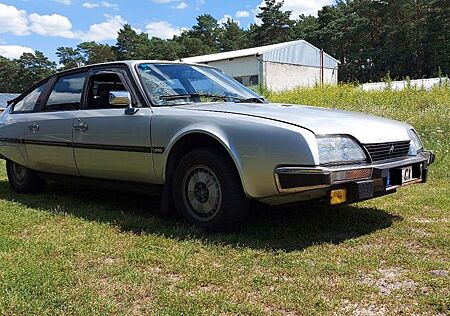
330;189;347;205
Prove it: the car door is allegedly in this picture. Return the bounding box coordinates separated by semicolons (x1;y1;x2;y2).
73;67;155;183
24;71;87;176
0;81;49;168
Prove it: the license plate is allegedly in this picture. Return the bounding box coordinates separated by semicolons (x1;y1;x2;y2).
401;165;413;183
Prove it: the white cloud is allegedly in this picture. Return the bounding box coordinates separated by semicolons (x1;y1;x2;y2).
82;1;118;9
0;3;127;42
101;1;118;8
0;3;75;38
29;13;75;38
145;21;186;39
0;45;34;59
175;2;187;9
218;15;239;26
151;0;172;3
53;0;72;5
235;10;250;18
82;2;100;8
0;3;29;35
76;15;125;41
284;0;333;17
256;0;333;19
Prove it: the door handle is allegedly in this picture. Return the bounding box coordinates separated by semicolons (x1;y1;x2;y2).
28;124;39;132
73;123;88;132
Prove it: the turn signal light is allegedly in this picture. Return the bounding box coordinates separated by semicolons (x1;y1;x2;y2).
332;168;372;182
330;189;347;205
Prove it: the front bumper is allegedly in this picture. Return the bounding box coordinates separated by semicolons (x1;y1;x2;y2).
263;151;435;206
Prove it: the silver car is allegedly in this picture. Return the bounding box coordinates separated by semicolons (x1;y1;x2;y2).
0;61;435;231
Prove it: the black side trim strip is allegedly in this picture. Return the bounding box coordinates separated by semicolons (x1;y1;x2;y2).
0;137;164;154
73;142;152;153
24;139;71;147
0;137;23;144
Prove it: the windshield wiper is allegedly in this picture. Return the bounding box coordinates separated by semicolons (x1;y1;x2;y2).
160;94;199;101
159;93;266;104
232;97;266;104
160;93;230;102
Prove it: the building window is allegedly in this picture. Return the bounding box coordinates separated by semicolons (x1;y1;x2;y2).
234;75;259;86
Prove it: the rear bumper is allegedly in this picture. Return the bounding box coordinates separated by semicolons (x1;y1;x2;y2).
262;151;435;206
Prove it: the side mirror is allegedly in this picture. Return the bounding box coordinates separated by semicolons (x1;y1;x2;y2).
109;90;139;115
109;91;131;106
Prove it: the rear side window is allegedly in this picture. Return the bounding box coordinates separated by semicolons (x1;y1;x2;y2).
45;72;87;111
13;82;47;112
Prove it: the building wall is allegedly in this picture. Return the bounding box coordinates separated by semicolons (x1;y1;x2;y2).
263;62;337;92
200;56;338;92
204;56;260;78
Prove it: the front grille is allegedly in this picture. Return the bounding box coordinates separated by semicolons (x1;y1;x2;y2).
364;140;410;162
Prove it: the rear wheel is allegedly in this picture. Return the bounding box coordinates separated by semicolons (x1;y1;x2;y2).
6;160;45;193
172;148;249;232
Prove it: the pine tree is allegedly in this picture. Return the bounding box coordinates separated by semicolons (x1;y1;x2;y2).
219;18;249;51
115;24;151;60
250;0;294;46
56;47;85;70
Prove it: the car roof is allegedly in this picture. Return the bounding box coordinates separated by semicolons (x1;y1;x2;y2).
56;60;213;76
8;60;214;106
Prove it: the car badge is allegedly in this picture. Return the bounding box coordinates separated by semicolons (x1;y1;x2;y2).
388;145;395;154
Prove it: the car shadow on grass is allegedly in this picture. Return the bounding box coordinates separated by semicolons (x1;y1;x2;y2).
0;180;401;252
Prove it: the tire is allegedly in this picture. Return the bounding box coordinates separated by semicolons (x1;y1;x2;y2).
6;160;45;193
172;148;249;232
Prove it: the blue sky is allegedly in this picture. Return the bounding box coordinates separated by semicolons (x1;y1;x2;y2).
0;0;332;63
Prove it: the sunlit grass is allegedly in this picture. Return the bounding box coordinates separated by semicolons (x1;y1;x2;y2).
0;85;449;314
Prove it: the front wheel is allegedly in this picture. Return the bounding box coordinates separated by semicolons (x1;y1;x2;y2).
6;160;45;193
172;148;249;232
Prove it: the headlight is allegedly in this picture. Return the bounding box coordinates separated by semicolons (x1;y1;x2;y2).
316;135;367;165
408;129;423;154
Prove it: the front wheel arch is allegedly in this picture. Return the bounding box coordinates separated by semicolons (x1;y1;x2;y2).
164;132;246;195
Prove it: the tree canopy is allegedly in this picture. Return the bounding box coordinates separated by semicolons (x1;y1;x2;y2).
1;0;449;92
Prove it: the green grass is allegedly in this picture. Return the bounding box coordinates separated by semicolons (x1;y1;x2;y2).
1;85;449;315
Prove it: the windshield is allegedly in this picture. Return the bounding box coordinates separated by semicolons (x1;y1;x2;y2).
136;63;264;106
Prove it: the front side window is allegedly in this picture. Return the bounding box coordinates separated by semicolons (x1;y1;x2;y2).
86;72;129;109
136;63;263;106
45;72;87;111
13;82;47;112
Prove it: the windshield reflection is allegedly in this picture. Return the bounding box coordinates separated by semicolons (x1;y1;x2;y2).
136;63;264;106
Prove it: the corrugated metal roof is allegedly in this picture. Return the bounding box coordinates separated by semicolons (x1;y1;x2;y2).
181;40;340;68
0;93;19;108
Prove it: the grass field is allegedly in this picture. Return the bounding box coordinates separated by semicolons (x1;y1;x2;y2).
0;85;449;315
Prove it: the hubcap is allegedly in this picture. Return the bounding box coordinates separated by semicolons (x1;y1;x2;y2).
13;163;27;183
182;165;222;221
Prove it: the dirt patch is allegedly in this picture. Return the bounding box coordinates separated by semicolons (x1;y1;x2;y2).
413;217;450;224
339;300;387;316
360;268;417;295
429;270;448;277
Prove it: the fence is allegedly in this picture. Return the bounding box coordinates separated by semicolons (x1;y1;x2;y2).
361;77;449;91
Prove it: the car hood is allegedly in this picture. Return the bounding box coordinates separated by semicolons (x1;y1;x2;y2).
182;102;412;144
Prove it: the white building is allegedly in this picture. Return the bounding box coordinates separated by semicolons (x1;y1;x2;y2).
181;40;339;92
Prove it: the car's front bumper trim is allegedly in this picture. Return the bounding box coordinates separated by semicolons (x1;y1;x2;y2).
274;152;434;194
